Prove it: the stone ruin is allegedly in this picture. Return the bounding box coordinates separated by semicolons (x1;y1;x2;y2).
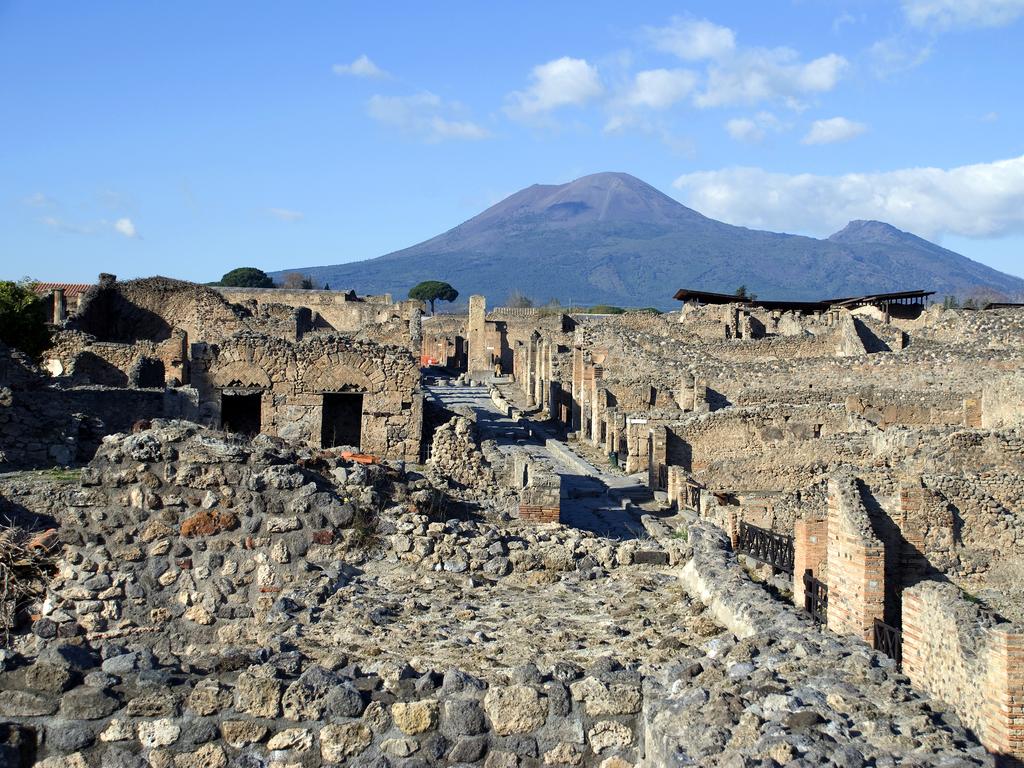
0;282;1022;766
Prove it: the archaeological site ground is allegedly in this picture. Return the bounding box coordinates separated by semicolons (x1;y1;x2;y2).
1;277;1022;768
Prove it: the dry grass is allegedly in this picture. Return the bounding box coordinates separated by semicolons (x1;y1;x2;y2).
0;524;59;638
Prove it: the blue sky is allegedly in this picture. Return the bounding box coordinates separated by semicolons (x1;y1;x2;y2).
2;0;1023;285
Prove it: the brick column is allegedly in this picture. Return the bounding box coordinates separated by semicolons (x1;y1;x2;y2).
792;518;828;608
826;479;886;641
983;629;1024;760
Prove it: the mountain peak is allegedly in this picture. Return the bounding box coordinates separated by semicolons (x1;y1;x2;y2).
828;219;918;245
273;173;1024;306
465;171;703;230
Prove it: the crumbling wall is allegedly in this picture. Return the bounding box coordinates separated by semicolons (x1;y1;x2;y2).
0;341;197;469
70;276;249;346
427;416;496;492
192;333;422;461
902;581;1024;762
45;329;188;387
43;423;367;644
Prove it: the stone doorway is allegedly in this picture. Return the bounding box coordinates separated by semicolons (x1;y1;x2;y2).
322;392;364;449
221;390;261;435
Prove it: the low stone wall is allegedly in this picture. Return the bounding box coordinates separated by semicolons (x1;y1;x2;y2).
0;649;647;768
903;581;1024;762
517;458;561;524
641;516;995;767
427;416;496;493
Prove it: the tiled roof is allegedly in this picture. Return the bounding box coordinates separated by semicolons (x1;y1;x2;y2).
31;282;93;297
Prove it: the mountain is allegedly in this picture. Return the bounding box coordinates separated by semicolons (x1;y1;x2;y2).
272;172;1024;307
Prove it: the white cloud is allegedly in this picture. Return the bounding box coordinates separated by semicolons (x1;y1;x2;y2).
428;117;491;141
506;57;603;117
333;54;389;79
672;154;1024;239
981;111;999;122
868;36;932;77
903;0;1024;28
114;217;138;238
40;216;93;235
647;17;736;60
696;49;848;108
725;118;762;143
725;112;781;144
24;192;53;207
624;68;698;109
802;116;868;145
367;92;490;142
267;208;304;222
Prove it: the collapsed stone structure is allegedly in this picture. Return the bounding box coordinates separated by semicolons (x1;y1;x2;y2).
1;281;1022;765
421;294;1024;763
2;275;424;469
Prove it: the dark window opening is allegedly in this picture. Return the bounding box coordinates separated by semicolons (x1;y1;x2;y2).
221;391;261;436
322;392;364;449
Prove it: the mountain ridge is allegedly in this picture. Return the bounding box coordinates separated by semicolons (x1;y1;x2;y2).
272;172;1024;307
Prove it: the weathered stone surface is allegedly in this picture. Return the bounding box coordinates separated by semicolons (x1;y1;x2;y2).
320;722;372;762
484;685;547;736
392;699;439;735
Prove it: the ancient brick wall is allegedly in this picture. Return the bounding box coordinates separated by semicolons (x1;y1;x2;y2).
792;517;828;608
825;476;886;641
902;581;1024;762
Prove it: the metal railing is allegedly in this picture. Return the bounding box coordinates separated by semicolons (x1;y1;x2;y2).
803;569;828;625
736;521;795;574
872;619;903;669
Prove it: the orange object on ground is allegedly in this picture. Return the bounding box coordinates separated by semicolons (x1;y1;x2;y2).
26;529;59;552
341;451;379;465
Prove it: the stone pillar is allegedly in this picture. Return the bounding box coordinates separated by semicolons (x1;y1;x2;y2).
792;517;828;608
467;295;489;374
408;307;422;353
571;347;584;432
52;288;66;324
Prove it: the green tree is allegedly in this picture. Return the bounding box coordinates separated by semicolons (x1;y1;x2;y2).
0;280;52;360
218;267;274;288
505;290;534;309
735;285;757;301
942;295;960;309
408;280;459;315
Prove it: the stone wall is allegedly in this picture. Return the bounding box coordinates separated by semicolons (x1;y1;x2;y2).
191;333;422;462
640;516;994;767
216;286;420;338
70;276;250;347
902;581;1024;762
1;341;198;469
427;416;496;492
516;457;561;525
45;330;188;387
0;649;649;768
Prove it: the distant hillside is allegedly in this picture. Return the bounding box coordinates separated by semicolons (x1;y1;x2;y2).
272;172;1024;307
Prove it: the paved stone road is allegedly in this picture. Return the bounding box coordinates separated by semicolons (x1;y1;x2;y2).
423;382;658;540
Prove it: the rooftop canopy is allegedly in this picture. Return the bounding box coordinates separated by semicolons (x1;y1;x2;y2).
673;288;935;314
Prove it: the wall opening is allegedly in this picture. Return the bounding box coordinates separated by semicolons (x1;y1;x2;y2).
221;391;262;435
322;392;364;448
